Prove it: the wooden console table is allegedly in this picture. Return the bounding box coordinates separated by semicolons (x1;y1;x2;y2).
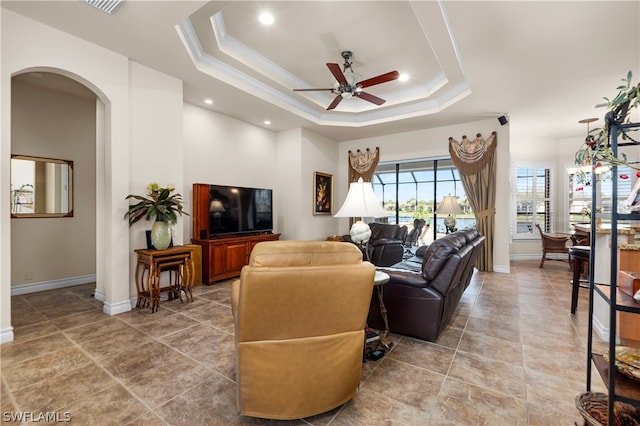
191;233;281;284
135;245;196;312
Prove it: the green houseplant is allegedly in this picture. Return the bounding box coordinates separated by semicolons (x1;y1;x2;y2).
574;71;640;182
124;183;188;250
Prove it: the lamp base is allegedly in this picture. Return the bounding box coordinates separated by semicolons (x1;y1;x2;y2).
349;220;371;261
444;215;457;234
349;220;371;245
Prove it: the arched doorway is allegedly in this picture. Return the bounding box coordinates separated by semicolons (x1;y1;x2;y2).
9;71;98;320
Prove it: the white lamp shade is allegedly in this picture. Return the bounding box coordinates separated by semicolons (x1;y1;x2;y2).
334;178;387;218
436;195;464;215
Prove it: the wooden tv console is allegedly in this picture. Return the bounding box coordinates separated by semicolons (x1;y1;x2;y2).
191;233;280;285
191;183;280;284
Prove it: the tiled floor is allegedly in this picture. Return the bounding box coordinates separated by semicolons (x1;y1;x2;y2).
1;259;607;425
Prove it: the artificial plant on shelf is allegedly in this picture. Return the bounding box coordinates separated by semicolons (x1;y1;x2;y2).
124;183;188;250
574;71;640;184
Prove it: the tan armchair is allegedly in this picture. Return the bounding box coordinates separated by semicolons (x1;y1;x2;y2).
535;223;570;268
231;240;375;420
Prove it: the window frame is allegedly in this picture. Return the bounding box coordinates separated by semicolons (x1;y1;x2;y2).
511;161;555;240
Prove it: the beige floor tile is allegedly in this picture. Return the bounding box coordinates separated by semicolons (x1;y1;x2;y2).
522;344;586;383
11;321;60;343
0;332;74;367
49;308;110;331
2;346;93;391
129;311;200;338
2;260;608;425
153;375;238;425
429;377;527;425
11;363;118;413
524;367;586;415
458;330;524;366
361;358;445;412
332;387;432;425
123;357;211;408
387;337;456;375
448;351;526;398
464;316;521;343
60;383;150;425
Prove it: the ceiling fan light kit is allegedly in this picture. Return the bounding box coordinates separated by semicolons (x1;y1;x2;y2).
293;50;399;110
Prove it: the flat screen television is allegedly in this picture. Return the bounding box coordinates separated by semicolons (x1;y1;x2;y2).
208;184;273;237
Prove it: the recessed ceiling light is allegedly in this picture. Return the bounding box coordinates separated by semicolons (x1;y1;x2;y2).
204;99;213;105
399;73;410;82
259;12;275;25
263;120;271;125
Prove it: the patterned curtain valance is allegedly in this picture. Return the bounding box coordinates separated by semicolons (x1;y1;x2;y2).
348;147;380;183
449;132;497;175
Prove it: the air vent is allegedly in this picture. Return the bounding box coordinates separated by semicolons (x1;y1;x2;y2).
81;0;124;15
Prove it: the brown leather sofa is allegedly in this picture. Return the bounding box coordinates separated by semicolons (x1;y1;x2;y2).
232;240;375;420
367;229;485;342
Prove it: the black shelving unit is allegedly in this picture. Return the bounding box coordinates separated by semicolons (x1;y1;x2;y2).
585;121;640;424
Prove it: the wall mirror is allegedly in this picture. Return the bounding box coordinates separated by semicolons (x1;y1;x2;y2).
11;155;73;218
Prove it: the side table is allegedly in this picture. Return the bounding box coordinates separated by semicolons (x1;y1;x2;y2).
373;270;391;347
134;245;195;312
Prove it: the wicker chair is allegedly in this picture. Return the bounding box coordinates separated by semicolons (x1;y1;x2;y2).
535;223;570;268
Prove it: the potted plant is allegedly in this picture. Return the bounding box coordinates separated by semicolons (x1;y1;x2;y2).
574;71;640;183
124;183;188;250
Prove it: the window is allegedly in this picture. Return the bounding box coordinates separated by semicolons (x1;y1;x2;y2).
568;165;633;228
372;158;471;244
512;162;554;239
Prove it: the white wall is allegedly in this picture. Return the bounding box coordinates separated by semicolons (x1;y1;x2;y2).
127;61;184;297
10;80;96;287
275;129;302;240
337;119;511;272
182;102;279;241
300;129;341;240
1;10;185;342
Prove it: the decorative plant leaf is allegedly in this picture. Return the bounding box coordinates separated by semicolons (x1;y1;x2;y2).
123;184;188;226
573;71;640;184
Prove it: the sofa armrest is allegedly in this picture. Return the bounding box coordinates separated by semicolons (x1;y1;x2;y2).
379;269;429;289
370;238;403;247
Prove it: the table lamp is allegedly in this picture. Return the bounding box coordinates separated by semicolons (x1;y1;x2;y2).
334;177;387;246
436;195;464;234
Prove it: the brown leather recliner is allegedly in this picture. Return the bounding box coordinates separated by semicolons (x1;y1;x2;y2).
366;222;408;266
232;240;375;420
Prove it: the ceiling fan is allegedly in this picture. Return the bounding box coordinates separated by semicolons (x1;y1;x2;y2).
293;51;399;110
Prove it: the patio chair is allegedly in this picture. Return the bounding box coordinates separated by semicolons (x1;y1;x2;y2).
535;223;570;268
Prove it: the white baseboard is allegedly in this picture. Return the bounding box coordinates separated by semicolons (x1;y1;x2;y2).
93;288;105;302
493;264;510;274
592;315;621;344
0;327;15;344
11;274;96;296
103;299;132;315
509;254;568;261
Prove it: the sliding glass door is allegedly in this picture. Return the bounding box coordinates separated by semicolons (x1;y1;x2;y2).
372;158;471;245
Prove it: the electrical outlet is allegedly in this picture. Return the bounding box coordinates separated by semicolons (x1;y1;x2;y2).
24;271;33;280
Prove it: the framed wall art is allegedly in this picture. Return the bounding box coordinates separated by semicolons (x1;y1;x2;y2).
313;172;333;215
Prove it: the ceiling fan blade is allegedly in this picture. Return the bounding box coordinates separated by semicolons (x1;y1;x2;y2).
327;95;343;110
357;91;386;106
357;71;400;89
293;88;335;92
326;63;348;85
